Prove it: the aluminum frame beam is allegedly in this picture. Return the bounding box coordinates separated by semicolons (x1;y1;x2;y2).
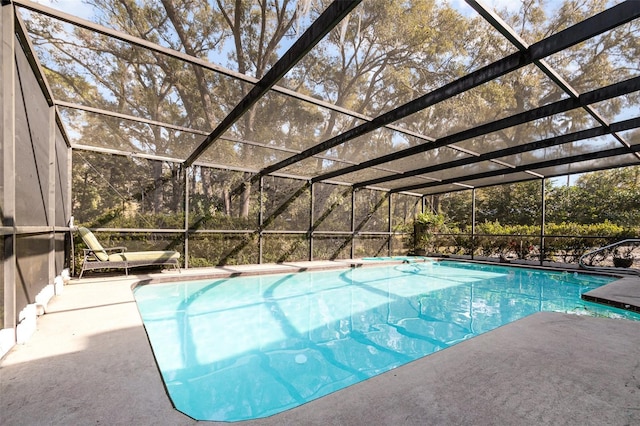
355;115;640;189
13;0;255;84
466;0;638;158
184;0;361;167
322;75;640;185
20;0;638;190
16;0;442;157
13;8;53;106
391;144;640;194
58;101;380;173
260;1;640;178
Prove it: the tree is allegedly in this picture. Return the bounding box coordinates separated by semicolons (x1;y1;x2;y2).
284;0;482;175
24;0;638;228
28;0;307;219
547;166;640;227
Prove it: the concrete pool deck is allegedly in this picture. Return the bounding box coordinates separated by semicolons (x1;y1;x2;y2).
1;261;639;425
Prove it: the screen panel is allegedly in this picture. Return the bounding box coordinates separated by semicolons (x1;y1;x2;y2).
485;0;626;46
220;90;366;155
454;172;537;190
353;235;389;258
72;151;183;228
187;233;257;267
262;234;309;263
474;181;543;227
313;183;352;233
282;1;517;115
618;128;640;146
312;235;352;261
497;135;621;167
15;234;50;315
545;24;640;95
392;193;421;231
55;126;69;227
354;188;389;233
392;64;569;140
188;166;259;230
59;107;203;159
262;176;310;232
376;146;474;176
453;109;599;155
329;168;400;186
15;39;50;226
21;10;250;131
198;138;295;172
325;128;424;166
390;234;411;256
16;1;318;69
588;90;640;123
377;176;442;192
531;155;640;178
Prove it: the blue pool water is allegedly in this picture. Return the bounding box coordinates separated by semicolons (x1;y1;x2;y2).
133;261;640;422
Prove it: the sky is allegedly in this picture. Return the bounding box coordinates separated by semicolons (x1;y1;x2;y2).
30;0;606;187
34;0;93;19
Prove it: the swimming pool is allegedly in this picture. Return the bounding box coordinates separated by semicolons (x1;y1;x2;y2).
133;261;640;422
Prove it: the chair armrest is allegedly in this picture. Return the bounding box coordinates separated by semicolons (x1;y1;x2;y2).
82;248;106;261
104;246;127;253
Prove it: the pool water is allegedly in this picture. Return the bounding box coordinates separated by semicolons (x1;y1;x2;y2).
133;261;640;422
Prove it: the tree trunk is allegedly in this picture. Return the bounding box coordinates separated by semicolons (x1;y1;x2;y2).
223;187;231;216
241;179;251;218
152;161;164;214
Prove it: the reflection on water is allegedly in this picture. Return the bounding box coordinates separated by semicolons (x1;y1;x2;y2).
134;262;638;422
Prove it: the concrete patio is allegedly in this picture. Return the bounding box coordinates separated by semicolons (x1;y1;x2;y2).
1;262;639;425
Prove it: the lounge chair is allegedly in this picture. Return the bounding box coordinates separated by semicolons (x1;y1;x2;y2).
78;227;181;278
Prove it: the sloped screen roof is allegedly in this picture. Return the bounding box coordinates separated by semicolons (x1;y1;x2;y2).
13;0;640;196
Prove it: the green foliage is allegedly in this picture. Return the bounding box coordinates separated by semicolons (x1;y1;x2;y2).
476;182;545;226
415;211;445;226
262;235;309;263
39;0;638;267
413;211;447;252
471;222;539;259
440;167;640;230
312;235;353;261
415;217;639;262
82;209;186;230
189;213;257;231
547;167;640;227
187;234;258;267
543;221;635;263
